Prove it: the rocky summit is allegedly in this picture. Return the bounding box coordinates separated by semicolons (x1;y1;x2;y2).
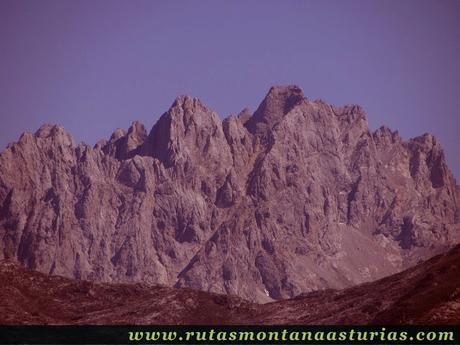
0;86;458;303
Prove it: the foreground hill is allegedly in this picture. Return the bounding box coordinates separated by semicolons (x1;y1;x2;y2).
0;86;459;302
1;244;459;325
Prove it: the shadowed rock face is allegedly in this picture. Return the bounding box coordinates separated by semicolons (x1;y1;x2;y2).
1;245;459;325
0;86;458;303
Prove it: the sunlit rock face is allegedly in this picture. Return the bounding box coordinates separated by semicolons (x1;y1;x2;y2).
0;86;458;302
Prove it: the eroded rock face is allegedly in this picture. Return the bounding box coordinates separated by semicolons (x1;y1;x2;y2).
0;86;459;302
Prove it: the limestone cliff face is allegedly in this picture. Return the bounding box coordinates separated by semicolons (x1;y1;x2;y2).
0;86;458;302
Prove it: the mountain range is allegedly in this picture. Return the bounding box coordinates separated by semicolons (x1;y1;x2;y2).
0;85;458;304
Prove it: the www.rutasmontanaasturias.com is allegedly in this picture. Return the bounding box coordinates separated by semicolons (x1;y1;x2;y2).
128;327;455;343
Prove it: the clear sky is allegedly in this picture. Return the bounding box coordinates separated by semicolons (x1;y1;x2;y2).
0;0;459;179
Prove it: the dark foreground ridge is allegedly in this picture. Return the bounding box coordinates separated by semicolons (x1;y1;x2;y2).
0;244;459;325
0;85;459;303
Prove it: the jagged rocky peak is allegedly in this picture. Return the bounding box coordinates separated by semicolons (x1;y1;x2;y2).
408;133;454;190
141;95;232;180
373;125;401;144
102;121;148;160
245;85;305;139
156;94;222;135
35;123;72;139
170;95;221;127
15;123;75;149
237;107;252;124
109;128;126;141
124;121;148;151
4;123;76;170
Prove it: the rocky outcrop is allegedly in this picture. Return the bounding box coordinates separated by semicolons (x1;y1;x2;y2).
0;86;458;303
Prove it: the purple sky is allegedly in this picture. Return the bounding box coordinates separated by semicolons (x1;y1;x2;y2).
0;0;459;179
